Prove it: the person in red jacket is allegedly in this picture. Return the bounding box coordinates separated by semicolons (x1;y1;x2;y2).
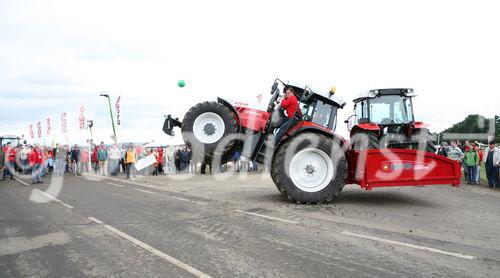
29;145;43;184
275;87;300;145
156;147;164;175
91;146;98;174
2;142;16;180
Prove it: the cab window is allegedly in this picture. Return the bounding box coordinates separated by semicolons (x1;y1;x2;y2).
312;101;334;128
368;95;413;124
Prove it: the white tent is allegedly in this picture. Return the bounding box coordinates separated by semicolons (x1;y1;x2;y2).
143;136;184;148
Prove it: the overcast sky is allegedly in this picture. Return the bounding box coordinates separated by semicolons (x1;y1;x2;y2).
1;0;499;145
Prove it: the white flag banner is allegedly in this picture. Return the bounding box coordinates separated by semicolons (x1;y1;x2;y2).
61;112;68;134
46;117;52;136
115;96;121;126
37;121;42;139
29;124;34;139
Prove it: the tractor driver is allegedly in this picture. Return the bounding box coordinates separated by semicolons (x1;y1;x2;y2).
275;87;300;145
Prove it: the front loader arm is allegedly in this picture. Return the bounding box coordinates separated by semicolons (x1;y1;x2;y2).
163;114;182;136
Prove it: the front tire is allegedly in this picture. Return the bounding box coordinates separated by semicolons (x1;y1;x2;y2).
181;101;238;163
271;133;347;204
350;131;380;150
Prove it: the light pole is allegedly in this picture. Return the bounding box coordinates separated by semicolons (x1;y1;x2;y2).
99;93;117;143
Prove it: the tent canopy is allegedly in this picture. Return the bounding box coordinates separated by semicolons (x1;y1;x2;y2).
144;136;184;148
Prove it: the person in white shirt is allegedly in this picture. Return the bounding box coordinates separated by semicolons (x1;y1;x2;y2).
108;144;121;176
483;141;500;187
447;140;464;162
20;144;30;174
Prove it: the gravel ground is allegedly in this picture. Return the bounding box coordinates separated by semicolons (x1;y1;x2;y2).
0;172;499;277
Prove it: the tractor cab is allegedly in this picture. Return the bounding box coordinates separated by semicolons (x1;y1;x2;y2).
348;88;436;152
247;79;346;165
299;85;345;130
352;88;415;130
267;80;345;132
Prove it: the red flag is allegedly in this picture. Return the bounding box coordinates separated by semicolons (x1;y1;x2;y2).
79;106;85;130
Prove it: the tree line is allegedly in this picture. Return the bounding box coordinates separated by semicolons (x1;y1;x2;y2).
439;115;500;143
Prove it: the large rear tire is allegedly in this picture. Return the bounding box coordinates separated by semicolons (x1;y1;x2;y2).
412;128;437;153
181;101;239;163
271;133;347;204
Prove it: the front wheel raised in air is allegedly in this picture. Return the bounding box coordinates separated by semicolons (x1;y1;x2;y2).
181;101;239;163
271;133;347;204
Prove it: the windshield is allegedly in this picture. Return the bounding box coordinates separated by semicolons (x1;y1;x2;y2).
368;95;414;124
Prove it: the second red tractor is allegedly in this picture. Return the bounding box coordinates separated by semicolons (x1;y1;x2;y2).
347;88;437;152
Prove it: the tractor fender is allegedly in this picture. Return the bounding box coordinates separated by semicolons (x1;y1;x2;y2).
288;124;348;150
217;97;241;132
350;123;380;138
354;123;380;131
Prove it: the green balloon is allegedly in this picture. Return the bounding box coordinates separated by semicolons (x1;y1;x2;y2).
177;80;185;88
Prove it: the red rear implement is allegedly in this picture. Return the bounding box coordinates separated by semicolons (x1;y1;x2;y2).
348;149;461;190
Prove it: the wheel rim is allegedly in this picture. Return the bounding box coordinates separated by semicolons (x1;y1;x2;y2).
289;148;334;193
193;112;225;144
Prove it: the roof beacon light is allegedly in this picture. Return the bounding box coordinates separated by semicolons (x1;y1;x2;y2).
368;89;378;98
405;88;416;96
329;86;337;96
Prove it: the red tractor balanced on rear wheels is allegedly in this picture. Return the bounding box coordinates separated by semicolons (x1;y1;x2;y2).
164;79;348;204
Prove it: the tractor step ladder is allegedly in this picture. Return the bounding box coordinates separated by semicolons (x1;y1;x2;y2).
254;133;275;165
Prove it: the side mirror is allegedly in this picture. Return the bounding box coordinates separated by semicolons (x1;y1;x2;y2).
345;114;357;132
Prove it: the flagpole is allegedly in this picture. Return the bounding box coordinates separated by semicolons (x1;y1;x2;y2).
99;93;117;143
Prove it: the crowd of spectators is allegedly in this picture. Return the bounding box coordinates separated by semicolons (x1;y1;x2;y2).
0;141;262;184
438;140;500;187
0;142;52;184
5;139;496;186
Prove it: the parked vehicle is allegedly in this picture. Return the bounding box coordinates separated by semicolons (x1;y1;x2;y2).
0;135;21;147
